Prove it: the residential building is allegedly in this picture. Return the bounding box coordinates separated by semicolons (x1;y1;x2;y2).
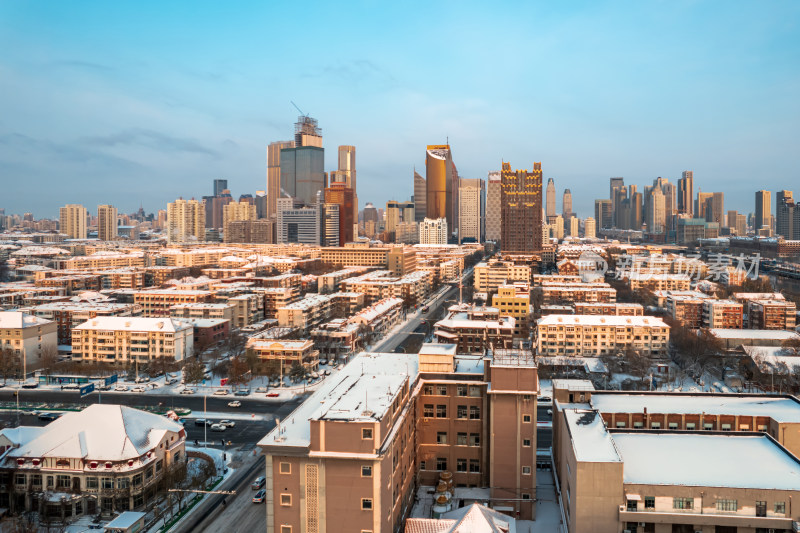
473;261;531;294
59;204;87;240
276;294;333;332
225;219;274;244
458;178;484;243
491;282;531;338
702;299;744;329
536;315;670;357
97;204;118;241
747;299;797;330
776;190;795;239
166;199;205;243
573;303;643;316
133;290;213;317
23;302;142;345
222;201;257;243
534;283;617;305
583;217;596;239
0;311;57;368
500;162;543;253
321;202;339;247
625;273;691;292
72;317;193;364
246;338;318;378
755;189;773;234
169;303;234;323
433;305;515;354
419;217;448;245
666;294;706;328
340;270;432;306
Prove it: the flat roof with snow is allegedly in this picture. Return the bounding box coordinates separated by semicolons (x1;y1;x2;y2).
611;432;800;490
537;315;668;328
74;316;191;333
564;409;621;463
709;328;799;340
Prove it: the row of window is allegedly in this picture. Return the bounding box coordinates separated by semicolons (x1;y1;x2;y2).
422;385;482;397
630;496;786;515
422;405;482;419
435;432;481;446
616;421;768;431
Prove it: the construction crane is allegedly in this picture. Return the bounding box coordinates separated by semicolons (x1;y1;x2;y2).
291;101;307;117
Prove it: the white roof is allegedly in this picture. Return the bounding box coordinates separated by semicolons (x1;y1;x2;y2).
8;404;182;462
564;409;621;462
74;316;191;333
0;311;53;329
104;511;146;529
537;315;668;328
590;393;800;423
612;433;800;490
709;328;800;340
420;343;458;356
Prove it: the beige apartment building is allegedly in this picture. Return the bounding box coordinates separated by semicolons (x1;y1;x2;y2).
276;294;333;332
258;346;539;533
133;289;214;317
57;251;143;271
97;204;118;241
491;282;531;338
666;294;706;328
747;299;797;330
536;315;670;357
169;302;234;323
166;198;205;243
340;270;432;306
433;305;515;354
534;283;617;305
59;204;87;239
257;287;299;319
702;299;744;329
222;201;257;243
625;272;692;291
72;316;193;365
473;261;531;294
0;311;57;367
246;338;319;378
573;302;644;316
23;302;142;345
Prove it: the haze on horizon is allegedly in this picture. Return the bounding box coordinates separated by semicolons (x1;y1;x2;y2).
1;1;799;219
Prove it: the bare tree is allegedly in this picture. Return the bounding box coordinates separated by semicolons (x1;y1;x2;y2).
39;344;60;376
182;360;205;386
0;348;20;384
226;331;248;359
227;357;250;389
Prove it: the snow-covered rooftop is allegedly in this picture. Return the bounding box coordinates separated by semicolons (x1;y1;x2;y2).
611;432;800;490
537;315;668;328
0;311;53;329
564;409;621;463
709;328;800;340
74;316;192;333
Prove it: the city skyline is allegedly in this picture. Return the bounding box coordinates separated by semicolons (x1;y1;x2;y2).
2;2;800;219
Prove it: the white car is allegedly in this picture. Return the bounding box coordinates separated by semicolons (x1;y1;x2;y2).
254;387;268;393
213;389;229;396
114;386;128;392
131;386;146;393
227;401;242;408
179;388;196;395
219;420;236;428
209;423;226;432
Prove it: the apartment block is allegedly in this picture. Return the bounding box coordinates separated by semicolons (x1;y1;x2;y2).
23;302;142;345
573;303;643;316
534;283;617;305
747;299;797;330
473;261;531;294
340;270;433;306
133;289;214;317
72;317;193;364
246;338;319;378
536;315;670;357
491;282;531;338
0;312;57;368
666;295;706;328
169;302;234;323
625;273;692;292
276;294;333;332
256;288;298;319
702;299;744;329
433;305;515;354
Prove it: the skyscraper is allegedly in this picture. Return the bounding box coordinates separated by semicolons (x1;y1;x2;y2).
97;204;117;241
413;171;427;223
610;177;625;227
330;145;358;221
280;117;325;207
500;162;543;253
59;204;87;239
485;171;502;243
324;182;355;246
696;191;713;220
546;178;556;218
755;190;772;233
678;171;693;216
777;190;795;238
213;179;228;197
458;178;485;243
704;192;725;227
584;217;596;239
594;199;612;229
267;140;295;220
562;189;573;219
646;187;666;234
167;198;205;243
425;145;456;239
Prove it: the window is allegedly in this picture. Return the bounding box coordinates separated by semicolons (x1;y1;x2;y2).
31;474;41;487
14;474;25;486
468;386;481;397
716;499;737;512
522;466;531;475
703;423;714;430
469;434;480;447
423;385;433;395
523;438;531;447
437;385;447;395
361;498;373;510
457;405;467;419
117;478;129;489
775;501;786;514
456;459;467;472
644;496;655;509
469;406;481;419
420;461;426;470
721;423;732;431
436;458;447;471
101;478;113;490
423;404;434;418
686;423;696;430
132;474;142;486
650;422;661;429
469;460;480;473
633;421;643;428
281;526;292;533
280;494;292;506
436;405;447;418
457;385;467;396
626;499;638;512
673;497;693;510
156;459;163;472
616;421;626;428
755;500;766;517
668;423;678;430
436;432;448;444
280;462;291;474
456;433;467;446
521;493;531;500
362;428;373;440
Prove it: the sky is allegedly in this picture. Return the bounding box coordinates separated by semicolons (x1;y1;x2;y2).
1;1;799;220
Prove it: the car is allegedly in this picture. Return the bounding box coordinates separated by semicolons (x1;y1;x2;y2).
114;386;129;392
38;413;61;421
213;389;229;396
194;419;211;427
98;384;112;391
209;423;226;432
421;305;430;313
323;369;331;376
166;378;178;385
254;387;268;393
131;386;146;393
234;390;250;396
266;392;279;398
179;388;195;395
227;401;242;408
539;396;552;403
219;420;235;428
21;383;38;389
252;489;266;503
62;383;80;390
134;376;150;383
251;477;266;490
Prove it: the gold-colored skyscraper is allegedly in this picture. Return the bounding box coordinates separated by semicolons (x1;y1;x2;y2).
500;162;543;253
97;204;117;241
425;145;458;238
59;204;87;239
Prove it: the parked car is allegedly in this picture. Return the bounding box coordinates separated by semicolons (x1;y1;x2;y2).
234;390;250;396
38;413;61;421
194;419;211;427
62;383;80;390
98;384;112;391
251;477;266;490
266;392;279;398
323;369;331;376
21;383;38;389
209;423;226;432
254;387;268;393
114;386;129;392
539;396;552;403
179;388;195;395
219;420;235;428
227;401;242;408
213;389;229;396
134;376;150;383
252;489;266;503
131;386;146;393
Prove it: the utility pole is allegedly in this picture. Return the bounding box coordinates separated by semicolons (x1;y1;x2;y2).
204;394;207;447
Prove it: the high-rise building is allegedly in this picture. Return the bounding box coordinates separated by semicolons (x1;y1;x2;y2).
59;204;87;240
610;177;625;227
566;216;579;238
97;204;117;241
419;217;448;245
413;171;427;223
267;140;295;220
678;171;693;216
425;145;456;238
546;178;556;218
458;178;485;243
280;117;325;208
385;201;402;241
755;190;772;233
646;187;666;234
324;183;355;246
562;189;573;219
500;162;543;253
322;202;340;247
704;192;725;227
777;190;795;239
735;213;748;237
167;198;205;243
553;215;564;240
696;191;713;220
584;217;596;239
254;190;267;219
329;145;358;222
485;171;502;242
594;199;613;229
213;179;228;197
222;201;257;243
277;197;320;245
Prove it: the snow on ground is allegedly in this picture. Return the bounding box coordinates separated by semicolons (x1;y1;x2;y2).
182;410;273;422
538;379;553;399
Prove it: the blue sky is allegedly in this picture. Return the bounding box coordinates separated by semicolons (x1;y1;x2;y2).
1;1;799;219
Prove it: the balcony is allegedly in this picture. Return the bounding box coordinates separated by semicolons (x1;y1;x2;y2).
619;506;795;530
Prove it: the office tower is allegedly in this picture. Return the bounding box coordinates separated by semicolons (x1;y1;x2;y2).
335;145;356;189
678;171;693;216
97;204;117;241
267;140;295;220
646;187;666;234
546;178;556;218
777;190;795;238
425;145;457;238
553;215;564;239
363;203;378;226
277;197;321;245
727;210;739;232
254;190;267;219
459;178;485;243
584;217;596;239
59;204;87;239
385;201;402;241
208;192;232;230
322;202;340;247
419;217;448;245
500;162;543;253
594;199;612;229
222;201;257;242
755;190;772;233
562;189;573;219
413;171;427;223
566;216;579;237
324;183;355;246
704;192;725;226
167;198;205;243
485;171;502;242
610;177;625;227
213;179;228;197
279;117;325;208
696;191;713;220
735;214;747;237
